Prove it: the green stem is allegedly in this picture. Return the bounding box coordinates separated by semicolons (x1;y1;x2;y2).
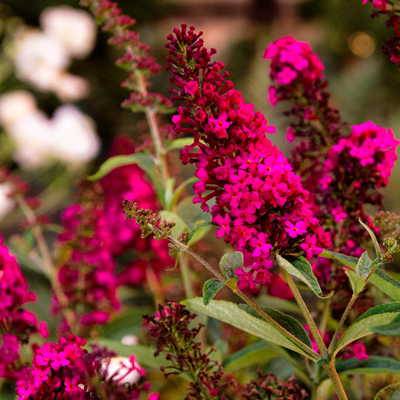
136;68;170;183
232;286;319;360
15;195;76;332
328;295;357;354
179;252;194;299
281;269;328;358
146;263;165;307
323;360;348;400
311;298;331;399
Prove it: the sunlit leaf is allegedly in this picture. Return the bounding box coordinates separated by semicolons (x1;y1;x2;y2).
219;251;243;279
333;302;400;357
182;298;318;360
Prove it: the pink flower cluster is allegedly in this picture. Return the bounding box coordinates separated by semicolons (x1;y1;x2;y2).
166;25;331;288
363;0;400;66
264;36;343;199
328;121;398;186
264;35;399;311
0;237;47;380
363;0;390;10
16;335;156;400
100;135;173;286
55;200;120;335
264;36;324;107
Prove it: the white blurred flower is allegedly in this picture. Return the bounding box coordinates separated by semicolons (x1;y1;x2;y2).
103;357;142;385
40;6;96;59
52;72;90;102
0;91;37;128
14;28;70;91
0;94;100;168
9;109;54;168
121;335;139;346
49;105;100;166
0;183;15;220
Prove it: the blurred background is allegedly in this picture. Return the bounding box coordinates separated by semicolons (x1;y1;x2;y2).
0;2;398;396
0;0;399;220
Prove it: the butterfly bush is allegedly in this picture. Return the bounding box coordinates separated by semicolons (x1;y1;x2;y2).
54;188;120;335
0;237;47;380
264;36;399;260
16;335;157;400
165;25;331;288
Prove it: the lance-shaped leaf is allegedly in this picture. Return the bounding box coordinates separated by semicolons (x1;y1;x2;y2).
176;196;212;244
277;254;332;298
360;219;381;257
374;381;400;400
344;268;365;295
223;341;277;373
320;249;358;268
369;314;400;335
219;251;244;279
88;154;165;204
163;137;195;152
203;278;236;305
322;249;400;300
164;177;176;211
169;176;198;210
239;304;312;347
333;302;400;357
187;222;218;245
322;356;400;378
356;251;372;280
182;298;318;360
369;268;400;301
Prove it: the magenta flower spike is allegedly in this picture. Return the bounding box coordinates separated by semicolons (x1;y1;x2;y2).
165;24;331;288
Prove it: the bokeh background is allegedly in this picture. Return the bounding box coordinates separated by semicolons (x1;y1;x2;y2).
0;2;398;398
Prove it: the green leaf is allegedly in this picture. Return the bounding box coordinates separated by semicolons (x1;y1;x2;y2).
163;137;194;153
320;249;359;268
159;210;188;239
344;268;365;295
88;154;165;205
182;298;318;360
187;222;218;244
277;254;332;298
238;304;312;348
176;196;212;245
176;196;212;229
374;381;400;400
223;341;277;373
164;177;176;211
369;314;400;335
258;294;302;315
170;176;198;210
203;278;229;305
369;268;400;301
333;302;400;357
333;356;400;376
356;251;372;279
88;339;171;370
360;219;381;257
219;251;244;279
